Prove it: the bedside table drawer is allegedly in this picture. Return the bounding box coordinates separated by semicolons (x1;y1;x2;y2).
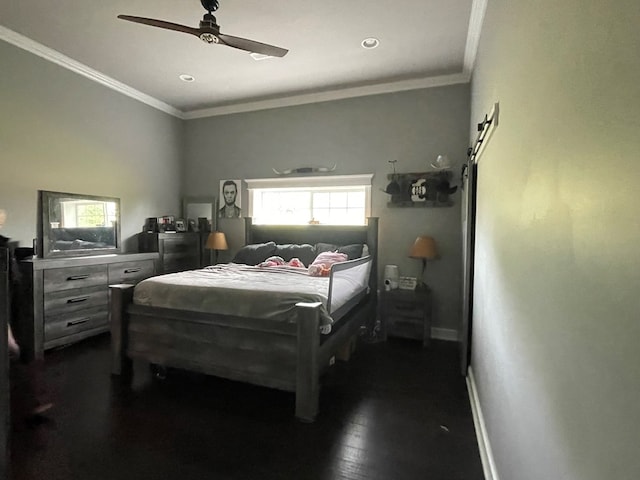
387;316;424;339
385;300;424;319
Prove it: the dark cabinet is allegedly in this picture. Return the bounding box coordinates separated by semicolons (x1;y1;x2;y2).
0;248;9;478
138;232;200;274
381;288;432;347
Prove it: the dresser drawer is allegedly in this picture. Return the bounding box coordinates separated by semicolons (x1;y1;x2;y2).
163;253;200;273
162;235;199;254
44;306;109;343
108;260;154;285
44;264;108;293
44;285;108;317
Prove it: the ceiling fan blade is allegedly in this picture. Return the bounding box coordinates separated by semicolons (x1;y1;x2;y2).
117;15;201;37
217;33;288;57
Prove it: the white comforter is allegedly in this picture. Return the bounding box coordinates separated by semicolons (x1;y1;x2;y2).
133;263;335;331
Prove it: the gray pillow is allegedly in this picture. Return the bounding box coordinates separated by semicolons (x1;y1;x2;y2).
337;244;364;260
232;242;277;265
274;243;317;267
315;242;338;255
315;242;363;260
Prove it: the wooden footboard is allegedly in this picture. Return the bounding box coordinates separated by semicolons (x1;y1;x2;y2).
110;284;370;422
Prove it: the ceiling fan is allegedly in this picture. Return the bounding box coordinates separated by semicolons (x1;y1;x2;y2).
118;0;288;58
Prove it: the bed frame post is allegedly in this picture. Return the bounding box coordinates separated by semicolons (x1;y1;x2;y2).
110;284;134;378
295;302;321;422
366;217;379;334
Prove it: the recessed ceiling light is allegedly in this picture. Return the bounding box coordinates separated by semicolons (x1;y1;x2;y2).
179;74;195;82
361;37;380;49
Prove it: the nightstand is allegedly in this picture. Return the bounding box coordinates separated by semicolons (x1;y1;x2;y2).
381;288;432;347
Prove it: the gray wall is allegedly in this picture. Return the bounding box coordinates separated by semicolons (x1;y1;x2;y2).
470;0;640;478
0;41;184;251
184;85;470;334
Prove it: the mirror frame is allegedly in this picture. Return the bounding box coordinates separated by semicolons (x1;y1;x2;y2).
37;190;121;258
182;196;217;232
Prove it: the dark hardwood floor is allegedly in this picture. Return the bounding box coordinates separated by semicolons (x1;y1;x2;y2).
9;334;483;480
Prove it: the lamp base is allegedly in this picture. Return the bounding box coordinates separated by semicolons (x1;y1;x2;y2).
414;280;430;292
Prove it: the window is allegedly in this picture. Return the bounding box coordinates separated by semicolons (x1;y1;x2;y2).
246;174;373;225
61;200;117;227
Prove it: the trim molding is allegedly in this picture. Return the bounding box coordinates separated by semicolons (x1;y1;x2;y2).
2;22;476;120
245;173;374;189
0;26;184;119
463;0;489;76
431;327;459;342
467;367;500;480
183;73;471;119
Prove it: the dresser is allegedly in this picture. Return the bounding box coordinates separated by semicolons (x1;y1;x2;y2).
381;288;432;347
138;232;201;274
16;253;157;360
0;248;9;478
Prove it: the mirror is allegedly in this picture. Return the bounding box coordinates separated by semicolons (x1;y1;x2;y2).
182;196;216;233
38;190;121;258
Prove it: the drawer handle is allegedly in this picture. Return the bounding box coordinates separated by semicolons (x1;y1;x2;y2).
124;268;141;274
67;274;90;281
67;296;89;304
67;318;89;327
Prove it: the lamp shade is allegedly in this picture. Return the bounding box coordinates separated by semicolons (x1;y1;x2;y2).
409;236;438;260
206;232;228;250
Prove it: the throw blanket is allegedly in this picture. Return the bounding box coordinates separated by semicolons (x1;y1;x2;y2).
133;263;335;333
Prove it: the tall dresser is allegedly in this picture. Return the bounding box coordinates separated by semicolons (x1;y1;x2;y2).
138;232;201;274
0;248;9;479
16;253;157;360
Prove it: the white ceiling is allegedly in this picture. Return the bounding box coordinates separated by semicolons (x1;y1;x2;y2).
0;0;480;118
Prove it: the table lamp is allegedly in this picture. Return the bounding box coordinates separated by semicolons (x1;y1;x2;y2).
206;231;228;265
409;236;438;291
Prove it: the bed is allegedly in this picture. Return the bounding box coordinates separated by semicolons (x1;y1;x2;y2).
110;217;378;422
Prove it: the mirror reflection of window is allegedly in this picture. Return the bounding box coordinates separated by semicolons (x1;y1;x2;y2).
59;200;117;227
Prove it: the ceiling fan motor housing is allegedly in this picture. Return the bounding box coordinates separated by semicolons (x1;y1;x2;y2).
201;0;220;13
199;13;220;43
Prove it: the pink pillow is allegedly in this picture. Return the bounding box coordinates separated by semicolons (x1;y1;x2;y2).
309;251;348;276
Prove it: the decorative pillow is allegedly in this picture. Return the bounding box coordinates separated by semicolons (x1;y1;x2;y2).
337;243;364;260
232;241;277;265
315;242;338;255
309;251;348;277
274;243;317;267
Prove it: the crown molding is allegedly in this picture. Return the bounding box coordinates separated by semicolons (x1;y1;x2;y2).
0;26;184;119
463;0;489;76
183;72;471;119
2;23;476;121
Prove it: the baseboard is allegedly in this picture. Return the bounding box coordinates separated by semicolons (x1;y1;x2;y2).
431;327;458;341
467;367;500;480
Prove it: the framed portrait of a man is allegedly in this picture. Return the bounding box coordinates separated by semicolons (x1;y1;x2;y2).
218;179;242;219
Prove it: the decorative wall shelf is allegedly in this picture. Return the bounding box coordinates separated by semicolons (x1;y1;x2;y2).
385;171;456;208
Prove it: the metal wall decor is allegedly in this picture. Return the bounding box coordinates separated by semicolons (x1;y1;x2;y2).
272;163;337;175
385;171;456;208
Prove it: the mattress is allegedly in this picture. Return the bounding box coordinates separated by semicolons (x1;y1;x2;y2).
132;263;361;333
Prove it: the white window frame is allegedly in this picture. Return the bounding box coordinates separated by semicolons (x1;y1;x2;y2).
245;174;374;225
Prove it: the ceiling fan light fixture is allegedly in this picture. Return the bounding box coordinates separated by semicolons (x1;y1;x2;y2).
361;37;380;49
179;74;195;82
200;33;219;44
